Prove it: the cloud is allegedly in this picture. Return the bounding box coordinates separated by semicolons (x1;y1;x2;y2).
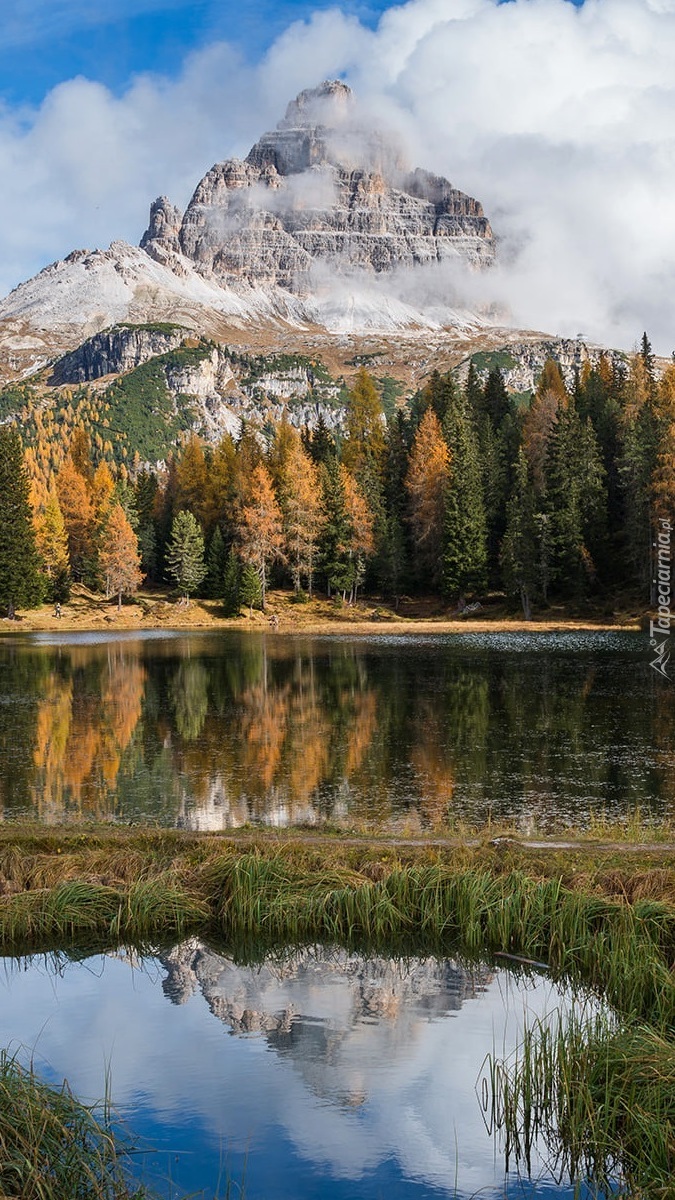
0;0;674;352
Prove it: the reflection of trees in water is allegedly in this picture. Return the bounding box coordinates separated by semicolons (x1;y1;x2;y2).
0;649;51;814
0;634;670;827
170;660;209;742
30;648;146;819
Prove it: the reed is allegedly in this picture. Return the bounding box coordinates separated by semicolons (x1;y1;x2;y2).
489;1010;675;1198
0;1050;144;1200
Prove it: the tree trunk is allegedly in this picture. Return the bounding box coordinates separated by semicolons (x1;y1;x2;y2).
117;588;122;612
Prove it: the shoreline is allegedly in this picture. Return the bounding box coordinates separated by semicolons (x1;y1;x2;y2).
0;591;643;638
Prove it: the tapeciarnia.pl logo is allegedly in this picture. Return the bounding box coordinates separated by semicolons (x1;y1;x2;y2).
650;517;672;680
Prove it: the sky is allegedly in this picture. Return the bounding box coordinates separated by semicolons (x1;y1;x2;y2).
0;0;673;352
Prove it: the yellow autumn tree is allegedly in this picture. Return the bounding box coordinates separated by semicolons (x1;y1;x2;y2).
34;485;70;580
522;358;568;494
56;457;94;581
274;425;325;594
405;409;450;586
175;435;209;527
341;466;375;601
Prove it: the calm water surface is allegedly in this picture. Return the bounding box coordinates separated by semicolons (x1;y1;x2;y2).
0;629;670;829
0;944;609;1199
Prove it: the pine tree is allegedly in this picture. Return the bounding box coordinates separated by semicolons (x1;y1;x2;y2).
500;448;538;619
205;526;227;599
222;548;242;616
165;510;207;603
0;427;44;614
240;562;262;617
99;503;144;610
318;457;354;598
442;393;487;602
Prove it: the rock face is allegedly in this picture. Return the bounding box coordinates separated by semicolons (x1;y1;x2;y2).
141;80;494;291
49;323;188;384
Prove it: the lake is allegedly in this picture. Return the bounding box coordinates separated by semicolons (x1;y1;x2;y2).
0;942;611;1199
0;629;670;829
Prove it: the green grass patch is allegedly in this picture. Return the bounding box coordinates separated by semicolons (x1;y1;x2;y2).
0;1049;144;1199
490;1011;675;1198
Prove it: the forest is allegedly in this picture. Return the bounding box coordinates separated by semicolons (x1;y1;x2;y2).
0;334;673;619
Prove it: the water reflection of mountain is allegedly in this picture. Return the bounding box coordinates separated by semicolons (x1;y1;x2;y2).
1;630;672;827
160;941;493;1109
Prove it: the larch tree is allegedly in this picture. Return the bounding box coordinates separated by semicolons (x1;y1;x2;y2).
166;510;207;603
236;463;285;610
33;485;70;596
342;368;386;475
56;457;94;582
276;430;324;595
0;426;44;614
174;435;209;529
341;467;375;602
99;503;144;610
405;408;450;588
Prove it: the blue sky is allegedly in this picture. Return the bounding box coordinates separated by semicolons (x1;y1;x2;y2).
0;0;583;107
0;1;406;105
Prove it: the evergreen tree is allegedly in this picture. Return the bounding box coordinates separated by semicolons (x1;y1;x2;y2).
221;548;242;616
442;393;487;602
482;368;512;427
302;413;335;467
0;426;44;614
543;404;606;599
379;412;411;602
318;457;355;598
240;562;262;616
165;510;207;603
205;526;227;599
500;447;538;619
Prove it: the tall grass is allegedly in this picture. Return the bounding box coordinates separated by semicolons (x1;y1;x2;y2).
1;848;675;1028
204;856;675;1028
0;1050;144;1200
489;1010;675;1198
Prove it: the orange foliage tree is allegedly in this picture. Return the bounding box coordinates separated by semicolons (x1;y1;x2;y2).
405;408;450;587
236;463;285;609
99;503;144;609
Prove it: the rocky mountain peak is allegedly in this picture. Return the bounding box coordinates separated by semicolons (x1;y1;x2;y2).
279;80;355;131
140;81;494;291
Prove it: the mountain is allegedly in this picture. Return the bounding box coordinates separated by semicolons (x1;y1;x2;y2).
0;81;497;385
141;79;494;289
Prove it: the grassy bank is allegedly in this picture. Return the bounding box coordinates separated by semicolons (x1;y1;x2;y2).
490;1011;675;1198
0;1050;144;1200
1;826;675;1027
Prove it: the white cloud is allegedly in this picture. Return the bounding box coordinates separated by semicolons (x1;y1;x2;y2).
0;0;674;352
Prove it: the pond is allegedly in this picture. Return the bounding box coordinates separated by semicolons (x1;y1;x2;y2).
0;629;670;829
0;942;612;1199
